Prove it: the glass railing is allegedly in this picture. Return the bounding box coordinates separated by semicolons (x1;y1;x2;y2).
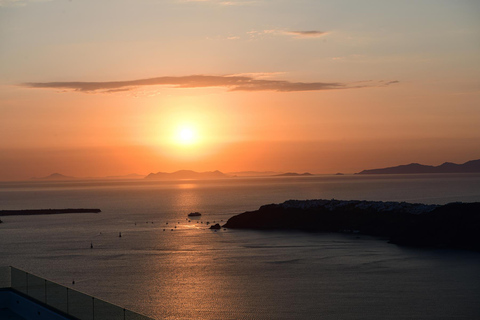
1;266;154;320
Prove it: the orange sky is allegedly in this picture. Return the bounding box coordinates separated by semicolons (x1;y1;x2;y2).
1;1;479;180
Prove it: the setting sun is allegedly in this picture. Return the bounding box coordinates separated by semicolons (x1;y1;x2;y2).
175;126;198;145
177;127;197;144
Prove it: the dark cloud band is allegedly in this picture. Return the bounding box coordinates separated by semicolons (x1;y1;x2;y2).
23;74;397;93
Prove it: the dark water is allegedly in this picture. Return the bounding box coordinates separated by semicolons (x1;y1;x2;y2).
1;174;480;319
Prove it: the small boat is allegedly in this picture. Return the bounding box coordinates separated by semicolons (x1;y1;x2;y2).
188;212;202;217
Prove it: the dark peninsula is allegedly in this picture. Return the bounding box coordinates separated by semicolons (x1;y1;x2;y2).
357;159;480;174
223;199;480;251
0;209;101;216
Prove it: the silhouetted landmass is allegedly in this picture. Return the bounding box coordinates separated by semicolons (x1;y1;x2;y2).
357;159;480;174
29;173;145;181
274;172;313;177
31;173;76;180
145;170;228;180
0;209;101;216
223;199;480;251
226;171;282;177
104;173;145;179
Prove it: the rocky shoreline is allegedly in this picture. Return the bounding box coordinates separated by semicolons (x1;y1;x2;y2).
223;199;480;251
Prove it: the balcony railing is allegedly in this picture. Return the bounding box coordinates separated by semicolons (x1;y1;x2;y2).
0;266;154;320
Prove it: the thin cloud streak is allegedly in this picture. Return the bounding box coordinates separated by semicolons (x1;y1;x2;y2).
0;0;52;6
248;29;329;40
176;0;258;5
284;31;328;38
23;75;398;94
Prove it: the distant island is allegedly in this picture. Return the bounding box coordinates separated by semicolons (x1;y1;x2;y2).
29;173;145;181
145;170;229;180
357;159;480;174
0;209;101;216
144;170;315;179
226;171;282;177
31;173;75;180
223;199;480;251
104;173;145;180
274;172;313;177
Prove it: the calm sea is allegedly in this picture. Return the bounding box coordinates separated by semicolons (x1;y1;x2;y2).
1;174;480;319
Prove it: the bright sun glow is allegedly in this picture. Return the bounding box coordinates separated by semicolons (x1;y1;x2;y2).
176;126;197;145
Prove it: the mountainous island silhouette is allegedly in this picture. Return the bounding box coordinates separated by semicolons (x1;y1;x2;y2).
144;170;316;179
357;159;480;174
30;173;144;180
274;172;313;177
31;173;75;180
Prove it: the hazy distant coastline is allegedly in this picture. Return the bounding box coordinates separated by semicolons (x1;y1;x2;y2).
145;170;229;180
31;173;76;180
274;172;313;177
20;158;480;182
357;159;480;174
30;173;145;181
26;170;318;182
145;170;315;180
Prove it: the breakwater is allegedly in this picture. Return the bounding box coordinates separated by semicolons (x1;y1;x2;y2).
0;208;101;216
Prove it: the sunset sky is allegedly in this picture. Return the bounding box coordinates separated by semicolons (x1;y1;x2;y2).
1;0;479;180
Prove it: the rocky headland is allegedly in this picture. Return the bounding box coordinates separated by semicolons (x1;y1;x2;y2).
223;199;480;251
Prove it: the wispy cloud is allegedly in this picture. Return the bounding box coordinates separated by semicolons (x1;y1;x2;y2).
176;0;258;5
22;74;398;94
248;29;328;40
0;0;51;7
283;31;328;38
384;80;400;85
0;0;25;6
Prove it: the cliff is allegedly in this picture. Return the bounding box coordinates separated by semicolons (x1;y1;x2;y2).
223;199;480;251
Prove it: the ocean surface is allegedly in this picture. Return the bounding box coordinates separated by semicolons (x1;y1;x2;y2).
1;174;480;319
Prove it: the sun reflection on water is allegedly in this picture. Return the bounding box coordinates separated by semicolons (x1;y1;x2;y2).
140;227;245;319
176;183;197;190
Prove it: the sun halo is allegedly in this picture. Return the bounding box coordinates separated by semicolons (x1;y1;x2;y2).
176;126;198;145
